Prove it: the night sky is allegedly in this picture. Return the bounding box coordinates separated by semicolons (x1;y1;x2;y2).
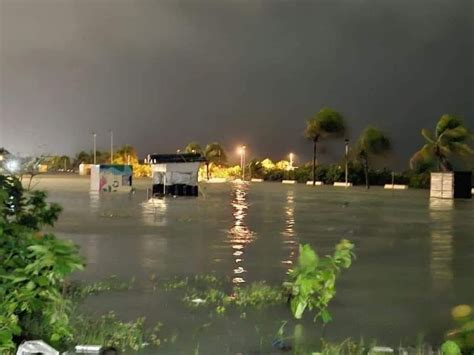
1;0;472;167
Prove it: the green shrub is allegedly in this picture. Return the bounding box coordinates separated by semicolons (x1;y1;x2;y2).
284;240;355;324
0;175;84;352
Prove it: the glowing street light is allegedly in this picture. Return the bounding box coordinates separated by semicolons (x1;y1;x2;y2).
289;152;294;170
237;145;246;180
6;160;19;172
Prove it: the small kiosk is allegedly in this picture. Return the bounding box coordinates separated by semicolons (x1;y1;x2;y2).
430;171;472;199
147;153;205;196
90;164;133;192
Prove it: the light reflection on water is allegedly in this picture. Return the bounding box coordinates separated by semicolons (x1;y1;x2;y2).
141;197;168;226
281;189;297;267
140;234;167;270
89;192;100;214
429;198;454;291
228;182;255;284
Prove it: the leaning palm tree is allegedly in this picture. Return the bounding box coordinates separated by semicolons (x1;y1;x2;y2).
184;141;202;155
203;142;227;180
305;108;346;185
410;114;473;172
356;126;391;189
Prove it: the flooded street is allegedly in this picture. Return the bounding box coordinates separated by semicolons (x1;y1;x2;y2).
37;176;474;353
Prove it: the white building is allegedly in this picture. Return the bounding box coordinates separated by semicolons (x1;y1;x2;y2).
147;153;206;196
90;164;133;192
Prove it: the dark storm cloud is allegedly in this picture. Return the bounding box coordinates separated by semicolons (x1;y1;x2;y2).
0;0;472;167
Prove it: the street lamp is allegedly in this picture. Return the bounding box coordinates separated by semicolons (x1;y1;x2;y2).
344;138;349;186
93;133;97;165
110;130;114;164
237;145;246;180
289;152;294;170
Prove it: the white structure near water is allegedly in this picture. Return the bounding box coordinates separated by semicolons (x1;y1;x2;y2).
430;171;472;199
334;182;353;187
384;184;408;190
90;164;133;192
306;181;324;186
147;153;205;196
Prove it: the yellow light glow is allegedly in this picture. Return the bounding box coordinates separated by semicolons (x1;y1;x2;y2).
236;145;246;155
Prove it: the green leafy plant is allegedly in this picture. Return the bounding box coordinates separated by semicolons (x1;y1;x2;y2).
441;340;462;355
445;304;474;353
179;281;283;313
284;240;355;324
67;275;135;300
71;311;162;352
0;174;84;351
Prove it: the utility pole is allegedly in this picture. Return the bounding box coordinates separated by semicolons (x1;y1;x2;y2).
345;138;349;187
238;146;246;180
93;133;97;165
110;130;114;164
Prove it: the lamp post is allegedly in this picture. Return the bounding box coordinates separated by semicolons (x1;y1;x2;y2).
344;138;349;186
93;133;97;165
289;152;294;170
110;130;114;164
238;146;246;180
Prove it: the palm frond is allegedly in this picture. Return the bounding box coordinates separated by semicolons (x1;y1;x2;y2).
435;114;462;138
439;126;470;144
410;144;434;170
450;142;474;157
421;128;435;144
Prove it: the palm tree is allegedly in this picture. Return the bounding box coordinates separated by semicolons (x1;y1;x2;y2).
305;108;346;185
59;155;71;171
356;126;391;189
410;114;473;172
184;141;202;155
203;142;227;180
74;151;91;168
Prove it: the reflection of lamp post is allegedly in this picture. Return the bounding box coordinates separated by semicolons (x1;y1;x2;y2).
345;139;349;186
237;146;246;180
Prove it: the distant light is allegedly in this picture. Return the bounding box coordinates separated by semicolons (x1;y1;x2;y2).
237;145;246;155
0;155;3;161
6;160;19;172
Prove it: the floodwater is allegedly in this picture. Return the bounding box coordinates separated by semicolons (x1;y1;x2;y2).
37;176;474;354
